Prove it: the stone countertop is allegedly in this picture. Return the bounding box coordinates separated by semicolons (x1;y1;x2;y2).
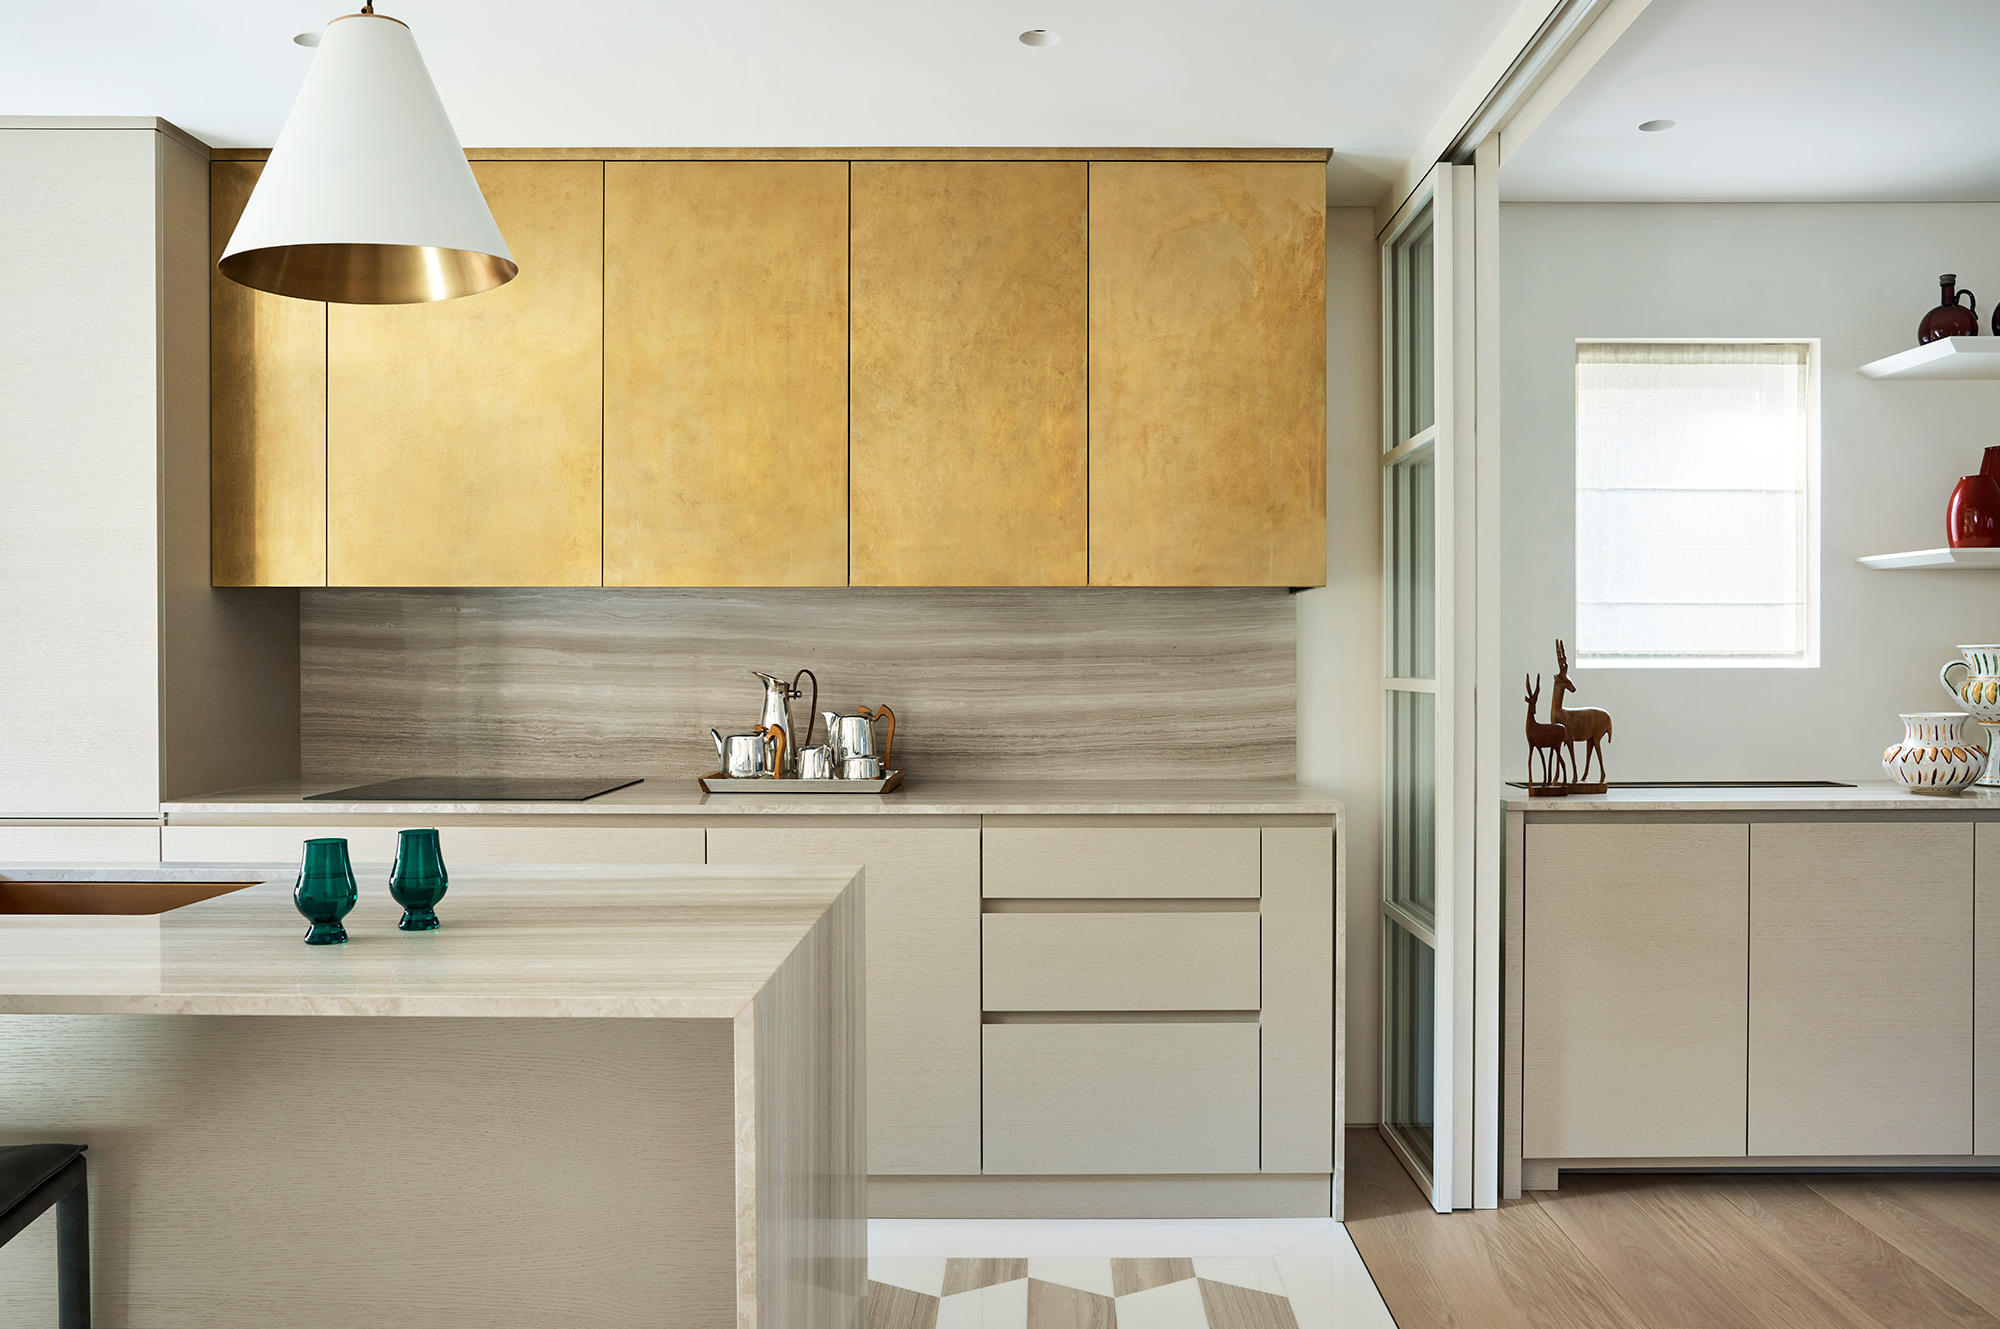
0;865;859;1019
1505;781;2000;813
163;777;1344;820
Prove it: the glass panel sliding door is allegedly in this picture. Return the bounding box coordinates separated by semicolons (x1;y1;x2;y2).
1380;164;1474;1211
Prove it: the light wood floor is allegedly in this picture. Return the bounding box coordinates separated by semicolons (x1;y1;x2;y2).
1344;1127;2000;1329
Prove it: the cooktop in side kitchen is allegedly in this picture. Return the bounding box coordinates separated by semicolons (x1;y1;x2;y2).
305;777;645;802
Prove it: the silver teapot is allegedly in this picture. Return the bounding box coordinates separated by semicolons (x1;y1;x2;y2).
712;726;785;779
754;670;817;775
822;704;896;773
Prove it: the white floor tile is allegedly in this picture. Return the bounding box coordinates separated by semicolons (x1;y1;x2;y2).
1115;1277;1211;1329
867;1256;947;1298
1273;1227;1397;1329
935;1276;1029;1329
1025;1257;1116;1297
1191;1256;1289;1297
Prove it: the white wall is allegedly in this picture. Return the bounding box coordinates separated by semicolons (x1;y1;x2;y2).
1503;202;2000;782
1299;206;1383;1124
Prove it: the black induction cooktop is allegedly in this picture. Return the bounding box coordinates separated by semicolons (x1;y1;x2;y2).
306;777;645;802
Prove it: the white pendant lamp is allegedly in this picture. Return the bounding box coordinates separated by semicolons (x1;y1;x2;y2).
220;4;515;304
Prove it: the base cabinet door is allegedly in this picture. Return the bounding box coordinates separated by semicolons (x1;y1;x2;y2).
1975;823;1999;1155
982;1022;1260;1174
1524;822;1750;1159
706;821;981;1176
1750;822;1973;1156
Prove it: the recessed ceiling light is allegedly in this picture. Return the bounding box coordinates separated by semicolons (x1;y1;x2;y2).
293;31;321;47
1019;29;1059;46
1638;119;1675;132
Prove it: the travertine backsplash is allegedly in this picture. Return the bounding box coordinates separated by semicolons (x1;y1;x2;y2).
300;588;1296;780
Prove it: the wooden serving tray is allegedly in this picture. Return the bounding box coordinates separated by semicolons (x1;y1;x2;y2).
698;770;904;795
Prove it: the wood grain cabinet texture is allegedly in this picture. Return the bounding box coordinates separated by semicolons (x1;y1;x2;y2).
982;1022;1261;1174
1979;823;2000;1155
210;161;326;588
326;161;604;587
981;818;1262;898
705;821;983;1177
1523;822;1750;1161
1749;821;1974;1157
603;162;848;587
981;911;1260;1012
1087;161;1327;587
849;161;1089;587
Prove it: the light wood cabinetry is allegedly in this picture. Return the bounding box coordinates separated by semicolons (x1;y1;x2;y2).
210;161;326;587
1979;823;2000;1155
1749;822;1973;1156
162;823;703;866
1087;162;1326;587
706;820;983;1176
327;161;603;587
603;162;848;587
981;911;1260;1011
1260;824;1337;1173
981;818;1261;898
849;162;1089;586
982;1022;1261;1174
1523;822;1750;1160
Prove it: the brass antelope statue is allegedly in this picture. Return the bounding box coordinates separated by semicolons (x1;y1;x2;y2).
1551;639;1613;787
1524;675;1571;791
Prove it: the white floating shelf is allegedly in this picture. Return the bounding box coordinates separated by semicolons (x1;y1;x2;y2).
1857;337;2000;380
1857;547;2000;570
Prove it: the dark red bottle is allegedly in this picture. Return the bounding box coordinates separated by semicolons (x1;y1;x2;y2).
1947;447;2000;548
1921;274;1980;344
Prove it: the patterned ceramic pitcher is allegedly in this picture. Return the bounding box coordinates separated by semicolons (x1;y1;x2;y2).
1941;645;2000;787
1884;712;1988;794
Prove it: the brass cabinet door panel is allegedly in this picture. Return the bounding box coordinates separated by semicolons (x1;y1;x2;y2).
1088;162;1326;586
850;162;1087;586
327;161;603;587
604;162;848;586
210;161;327;587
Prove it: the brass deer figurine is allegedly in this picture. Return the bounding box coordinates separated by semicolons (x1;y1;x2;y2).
1524;674;1570;791
1551;639;1613;787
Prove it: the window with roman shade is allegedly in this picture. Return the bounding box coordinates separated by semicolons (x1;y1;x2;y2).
1574;340;1819;667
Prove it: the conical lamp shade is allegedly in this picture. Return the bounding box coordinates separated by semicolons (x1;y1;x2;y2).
219;10;514;304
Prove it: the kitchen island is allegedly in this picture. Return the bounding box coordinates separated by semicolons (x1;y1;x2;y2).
154;778;1345;1219
0;864;865;1328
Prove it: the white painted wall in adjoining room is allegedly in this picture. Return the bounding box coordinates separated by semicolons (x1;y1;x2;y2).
1299;206;1383;1125
1502;202;2000;783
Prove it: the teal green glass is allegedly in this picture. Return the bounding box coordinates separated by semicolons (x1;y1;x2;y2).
294;838;358;945
389;828;449;931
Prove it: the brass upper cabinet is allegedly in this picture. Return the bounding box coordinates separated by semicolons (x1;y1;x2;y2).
1088;162;1327;586
210;161;327;587
603;162;848;586
326;161;604;586
850;162;1089;586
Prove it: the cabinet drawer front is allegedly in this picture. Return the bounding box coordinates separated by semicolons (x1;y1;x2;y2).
982;912;1259;1011
163;825;704;866
982;1022;1259;1174
982;825;1260;898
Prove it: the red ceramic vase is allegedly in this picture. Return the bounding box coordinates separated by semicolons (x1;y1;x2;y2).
1920;274;1981;344
1984;445;2000;481
1949;473;2000;548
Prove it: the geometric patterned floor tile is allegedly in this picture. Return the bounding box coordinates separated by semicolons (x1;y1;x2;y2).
942;1258;1031;1298
1111;1257;1198;1297
1026;1257;1118;1297
935;1275;1028;1328
1196;1277;1302;1329
1028;1278;1116;1328
872;1257;950;1298
868;1280;941;1329
1190;1258;1289;1298
1115;1276;1212;1329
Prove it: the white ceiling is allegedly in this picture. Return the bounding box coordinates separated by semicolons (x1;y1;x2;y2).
1504;0;2000;202
5;0;1522;205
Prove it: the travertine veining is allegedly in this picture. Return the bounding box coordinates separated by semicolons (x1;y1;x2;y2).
300;587;1296;780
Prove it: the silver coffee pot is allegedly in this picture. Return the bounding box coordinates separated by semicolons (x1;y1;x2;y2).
822;704;896;772
754;669;817;775
712;726;785;779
